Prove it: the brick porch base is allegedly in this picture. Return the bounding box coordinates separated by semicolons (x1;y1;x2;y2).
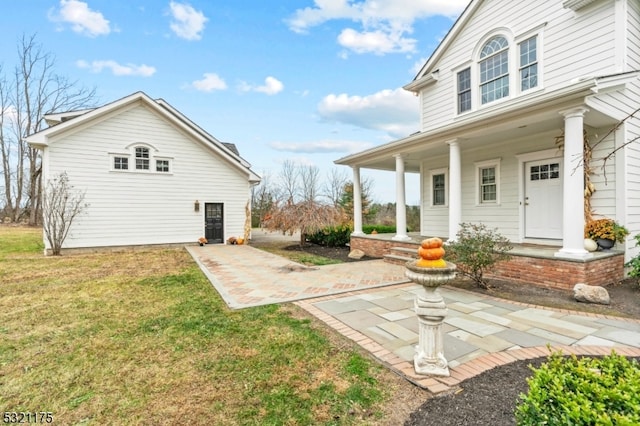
350;234;624;290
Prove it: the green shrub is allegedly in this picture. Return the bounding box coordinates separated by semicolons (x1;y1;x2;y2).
307;224;353;247
516;351;640;425
444;222;512;289
362;225;397;234
625;234;640;284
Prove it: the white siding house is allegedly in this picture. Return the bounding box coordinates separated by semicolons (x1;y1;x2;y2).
27;91;260;253
336;0;640;286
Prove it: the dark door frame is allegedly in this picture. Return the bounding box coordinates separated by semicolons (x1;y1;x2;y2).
204;202;224;244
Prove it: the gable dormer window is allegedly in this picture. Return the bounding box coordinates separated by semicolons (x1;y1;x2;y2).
453;26;543;115
479;36;509;104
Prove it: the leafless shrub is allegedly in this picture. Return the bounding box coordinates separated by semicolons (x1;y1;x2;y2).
42;172;88;255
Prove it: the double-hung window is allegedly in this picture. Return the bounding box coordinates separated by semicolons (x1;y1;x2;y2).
457;68;471;113
135;147;150;170
430;168;448;207
480;167;497;202
475;159;501;205
519;36;538;91
479;36;509;104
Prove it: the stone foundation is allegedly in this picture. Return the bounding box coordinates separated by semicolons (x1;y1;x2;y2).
487;252;624;290
350;235;418;258
350;235;625;290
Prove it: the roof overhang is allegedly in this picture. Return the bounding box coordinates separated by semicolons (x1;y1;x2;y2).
25;91;261;185
409;0;483;91
335;73;639;173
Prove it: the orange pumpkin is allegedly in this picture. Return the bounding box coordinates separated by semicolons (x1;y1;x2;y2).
420;237;443;249
417;258;447;268
418;246;445;260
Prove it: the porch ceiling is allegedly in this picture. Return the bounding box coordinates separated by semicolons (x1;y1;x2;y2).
349;112;563;173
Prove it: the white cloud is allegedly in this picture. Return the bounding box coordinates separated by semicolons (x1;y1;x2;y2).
169;1;207;41
239;76;284;95
76;60;156;77
269;139;372;154
338;28;416;55
191;73;227;92
317;88;419;138
286;0;467;55
1;105;19;126
49;0;111;37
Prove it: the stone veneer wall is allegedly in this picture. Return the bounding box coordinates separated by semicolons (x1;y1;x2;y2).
350;235;624;290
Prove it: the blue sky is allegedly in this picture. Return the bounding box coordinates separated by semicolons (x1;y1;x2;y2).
1;0;468;203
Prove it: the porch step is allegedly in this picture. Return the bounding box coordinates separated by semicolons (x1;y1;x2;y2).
383;246;419;266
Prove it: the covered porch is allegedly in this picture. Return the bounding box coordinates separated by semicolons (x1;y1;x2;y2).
350;232;624;291
335;76;637;289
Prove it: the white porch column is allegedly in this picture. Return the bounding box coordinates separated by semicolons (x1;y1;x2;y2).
556;107;592;259
447;140;462;241
351;165;364;236
393;154;411;241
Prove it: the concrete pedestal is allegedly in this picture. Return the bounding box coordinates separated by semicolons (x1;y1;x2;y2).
405;262;456;377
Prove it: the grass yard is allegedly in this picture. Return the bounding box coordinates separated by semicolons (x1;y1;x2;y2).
0;226;406;425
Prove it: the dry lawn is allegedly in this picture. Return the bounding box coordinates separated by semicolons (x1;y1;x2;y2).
0;226;425;425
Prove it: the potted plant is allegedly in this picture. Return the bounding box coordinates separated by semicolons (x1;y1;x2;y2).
584;218;629;249
198;237;208;246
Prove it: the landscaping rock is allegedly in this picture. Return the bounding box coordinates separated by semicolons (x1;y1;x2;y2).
348;249;365;259
573;283;610;305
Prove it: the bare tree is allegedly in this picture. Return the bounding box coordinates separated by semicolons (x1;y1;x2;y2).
277;159;299;202
299;164;320;203
42;172;88;255
0;67;13;219
262;198;344;246
324;168;349;207
251;171;275;227
263;161;344;245
0;34;96;224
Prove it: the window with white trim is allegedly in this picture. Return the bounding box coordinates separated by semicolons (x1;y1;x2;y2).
156;159;170;173
430;168;448;207
519;36;538;91
114;156;128;170
453;26;543;115
135;147;150;170
457;68;471;113
479;36;509;104
110;144;172;174
475;159;501;205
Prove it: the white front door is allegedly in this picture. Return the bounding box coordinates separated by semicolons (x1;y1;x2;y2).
524;158;563;239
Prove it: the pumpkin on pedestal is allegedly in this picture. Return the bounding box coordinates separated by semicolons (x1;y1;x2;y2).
416;237;447;268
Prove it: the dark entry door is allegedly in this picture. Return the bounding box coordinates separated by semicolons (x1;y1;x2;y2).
204;203;223;243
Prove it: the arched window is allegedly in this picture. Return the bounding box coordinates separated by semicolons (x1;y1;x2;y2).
110;143;172;174
135;146;150;170
479;36;509;104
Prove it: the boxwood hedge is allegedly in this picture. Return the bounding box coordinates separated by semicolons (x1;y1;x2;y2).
516;351;640;425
